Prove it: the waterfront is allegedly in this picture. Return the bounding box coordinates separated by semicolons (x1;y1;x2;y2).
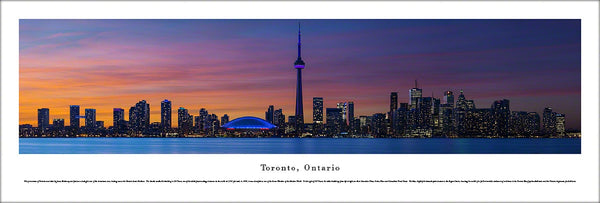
19;138;580;154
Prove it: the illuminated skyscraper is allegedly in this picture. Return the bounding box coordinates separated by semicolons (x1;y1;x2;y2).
409;80;422;109
543;107;556;135
389;92;398;135
326;108;343;136
555;113;565;135
294;23;305;135
443;91;454;107
178;107;192;134
313;97;324;135
161;99;172;129
491;99;510;137
69;105;80;129
85;108;96;129
266;105;274;124
221;114;229;125
347;101;355;134
130;100;150;132
37;108;49;131
113;108;124;128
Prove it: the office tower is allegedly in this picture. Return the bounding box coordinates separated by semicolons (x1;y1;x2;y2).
293;23;306;135
543;107;556;135
221;114;229;125
371;113;387;138
199;108;209;131
417;97;433;129
394;103;409;137
161;99;172;129
555;113;565;136
409;80;422;109
491;99;510;137
37;108;50;131
443;91;454;107
464;108;493;137
453;90;468;136
53;118;65;130
525;112;541;136
274;109;284;126
389;92;398;135
288;115;297;134
347;101;355;135
432;98;441;135
130;100;150;132
178;107;191;134
85;108;96;129
113;108;124;128
326;108;343;137
510;111;528;136
336;102;348;124
439;103;453;136
209;114;220;135
266;105;274;124
69;105;80;129
313;97;324;136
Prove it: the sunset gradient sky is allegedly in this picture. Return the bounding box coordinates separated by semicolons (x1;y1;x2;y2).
19;19;581;129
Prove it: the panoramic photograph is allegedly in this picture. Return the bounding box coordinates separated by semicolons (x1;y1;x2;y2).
19;19;581;154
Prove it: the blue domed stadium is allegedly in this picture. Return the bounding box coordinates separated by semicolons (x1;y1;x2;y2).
222;116;277;130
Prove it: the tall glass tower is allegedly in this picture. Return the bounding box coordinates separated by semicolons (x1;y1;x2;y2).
294;23;305;135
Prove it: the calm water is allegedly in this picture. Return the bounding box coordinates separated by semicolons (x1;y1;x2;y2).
19;138;580;154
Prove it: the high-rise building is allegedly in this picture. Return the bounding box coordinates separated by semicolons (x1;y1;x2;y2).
390;92;398;119
221;114;229;125
37;108;50;131
293;23;306;135
85;108;96;129
336;102;348;124
313;97;323;124
130;100;150;132
510;111;529;136
313;97;324;136
394;103;409;137
274;109;284;127
69;105;80;129
555;113;566;136
199;108;209;131
178;107;192;134
371;113;387;137
161;99;172;129
265;105;274;124
491;99;510;137
525;112;541;136
347;101;355;134
443;91;454;107
113;108;124;128
326;108;343;136
543;107;556;135
409;80;422;109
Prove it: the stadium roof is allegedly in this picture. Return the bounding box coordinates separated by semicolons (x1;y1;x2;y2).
221;116;276;130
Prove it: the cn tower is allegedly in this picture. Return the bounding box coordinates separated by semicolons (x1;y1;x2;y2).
294;23;305;135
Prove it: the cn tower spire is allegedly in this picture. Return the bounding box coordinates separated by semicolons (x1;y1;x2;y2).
294;22;305;136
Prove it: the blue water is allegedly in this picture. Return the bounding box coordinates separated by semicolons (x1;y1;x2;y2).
19;138;580;154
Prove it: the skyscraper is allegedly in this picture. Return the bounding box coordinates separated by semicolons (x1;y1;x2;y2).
409;80;422;109
113;108;124;128
389;92;398;134
85;108;96;129
130;100;150;132
37;108;49;131
491;99;510;137
161;99;172;129
313;97;324;136
178;107;192;134
266;105;274;124
326;108;343;136
543;107;556;135
199;108;209;132
294;23;305;135
443;91;454;107
347;101;355;134
555;113;565;136
69;105;80;129
221;114;229;125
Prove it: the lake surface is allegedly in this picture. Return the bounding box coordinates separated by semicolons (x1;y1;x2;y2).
19;138;580;154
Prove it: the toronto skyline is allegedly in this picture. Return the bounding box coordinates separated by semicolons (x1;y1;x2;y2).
19;19;580;130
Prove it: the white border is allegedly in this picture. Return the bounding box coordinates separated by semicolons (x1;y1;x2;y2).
2;1;599;202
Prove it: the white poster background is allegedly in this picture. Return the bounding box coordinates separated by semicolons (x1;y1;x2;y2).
1;1;598;202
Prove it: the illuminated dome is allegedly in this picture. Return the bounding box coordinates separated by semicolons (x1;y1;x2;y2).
221;116;276;130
